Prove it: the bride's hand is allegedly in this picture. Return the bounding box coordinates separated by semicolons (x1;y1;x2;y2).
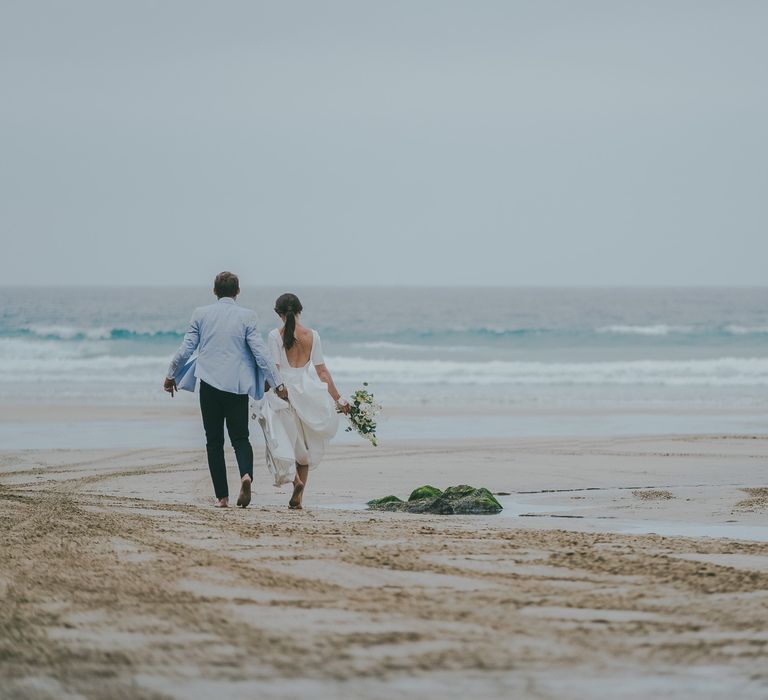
336;399;350;414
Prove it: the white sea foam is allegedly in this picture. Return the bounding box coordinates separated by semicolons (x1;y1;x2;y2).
598;323;768;337
724;324;768;336
23;324;114;340
351;341;475;353
326;355;768;386
14;324;184;341
2;336;767;388
0;338;165;383
596;324;693;336
0;337;93;359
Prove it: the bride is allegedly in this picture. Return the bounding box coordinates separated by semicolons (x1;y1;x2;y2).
254;293;350;509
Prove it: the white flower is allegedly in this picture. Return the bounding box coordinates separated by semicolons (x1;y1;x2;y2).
344;383;380;447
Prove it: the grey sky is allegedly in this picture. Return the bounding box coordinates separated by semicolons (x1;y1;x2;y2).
1;1;766;286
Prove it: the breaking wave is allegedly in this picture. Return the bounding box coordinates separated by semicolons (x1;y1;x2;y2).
2;337;765;388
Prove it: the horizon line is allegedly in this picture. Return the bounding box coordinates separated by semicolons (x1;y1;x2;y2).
1;283;768;290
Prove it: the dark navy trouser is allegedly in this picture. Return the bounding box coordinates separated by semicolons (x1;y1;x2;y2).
199;380;253;498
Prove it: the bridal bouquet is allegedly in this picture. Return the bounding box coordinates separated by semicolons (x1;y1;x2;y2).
342;383;380;446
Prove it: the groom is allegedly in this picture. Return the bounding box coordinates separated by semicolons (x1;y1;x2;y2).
163;271;287;508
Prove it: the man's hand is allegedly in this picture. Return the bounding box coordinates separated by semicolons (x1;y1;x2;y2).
164;377;177;397
275;384;288;401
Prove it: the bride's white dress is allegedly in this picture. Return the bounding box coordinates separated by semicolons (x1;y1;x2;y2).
253;329;339;487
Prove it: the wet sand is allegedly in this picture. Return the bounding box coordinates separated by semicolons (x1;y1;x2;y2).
2;435;768;699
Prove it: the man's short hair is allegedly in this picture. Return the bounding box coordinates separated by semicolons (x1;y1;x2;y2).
214;271;239;298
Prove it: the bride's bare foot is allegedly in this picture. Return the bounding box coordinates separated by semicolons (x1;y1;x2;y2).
289;480;304;510
236;475;252;508
215;497;229;508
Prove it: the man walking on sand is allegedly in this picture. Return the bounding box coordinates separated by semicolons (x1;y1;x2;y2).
163;272;288;508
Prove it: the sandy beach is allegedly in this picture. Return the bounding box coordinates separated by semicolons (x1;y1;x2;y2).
2;432;768;699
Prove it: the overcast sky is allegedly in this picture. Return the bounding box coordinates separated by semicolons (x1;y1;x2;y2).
1;1;766;286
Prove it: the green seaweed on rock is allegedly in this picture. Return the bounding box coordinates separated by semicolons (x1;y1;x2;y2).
408;485;443;501
429;485;502;514
368;484;502;515
366;495;404;507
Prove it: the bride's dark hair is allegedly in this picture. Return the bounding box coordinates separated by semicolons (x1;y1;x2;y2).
274;293;303;350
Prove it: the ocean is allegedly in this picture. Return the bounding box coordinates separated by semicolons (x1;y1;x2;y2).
2;286;768;404
1;287;768;441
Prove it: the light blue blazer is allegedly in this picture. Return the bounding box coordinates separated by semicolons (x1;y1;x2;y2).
167;297;282;401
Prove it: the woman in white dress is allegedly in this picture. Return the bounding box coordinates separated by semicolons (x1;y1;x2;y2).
255;293;350;509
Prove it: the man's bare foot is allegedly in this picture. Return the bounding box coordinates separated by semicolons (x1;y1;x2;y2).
289;480;304;509
236;475;252;508
215;498;229;508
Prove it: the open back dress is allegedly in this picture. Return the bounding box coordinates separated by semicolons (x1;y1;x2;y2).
253;328;339;486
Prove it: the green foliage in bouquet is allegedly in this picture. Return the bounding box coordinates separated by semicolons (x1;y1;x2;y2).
344;382;380;446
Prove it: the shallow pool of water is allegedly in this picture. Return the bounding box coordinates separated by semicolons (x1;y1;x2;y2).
319;498;768;542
